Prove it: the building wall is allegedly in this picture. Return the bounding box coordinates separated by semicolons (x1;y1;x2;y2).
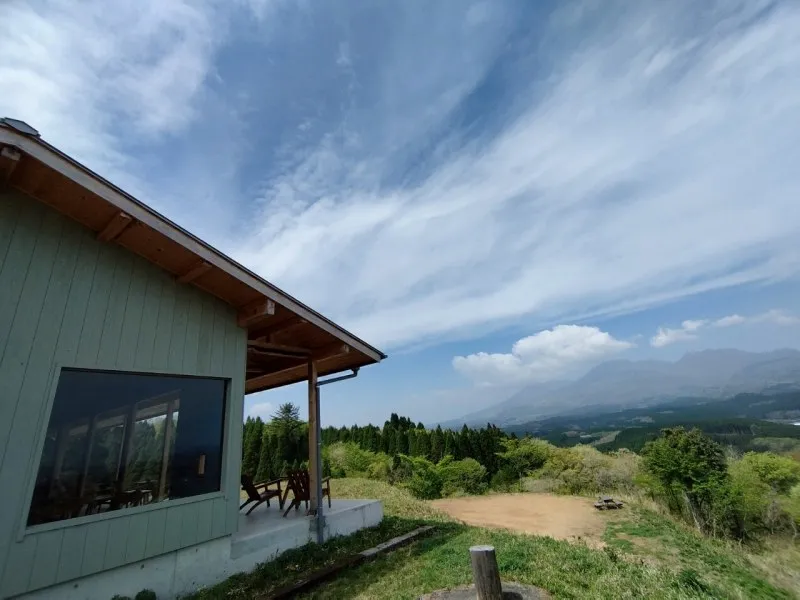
0;190;247;598
18;500;384;600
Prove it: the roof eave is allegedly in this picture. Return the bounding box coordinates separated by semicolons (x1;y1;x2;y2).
0;122;387;364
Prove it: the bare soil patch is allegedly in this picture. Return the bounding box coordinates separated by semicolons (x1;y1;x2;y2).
431;493;618;546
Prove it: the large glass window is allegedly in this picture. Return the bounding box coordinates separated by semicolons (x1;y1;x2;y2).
27;369;227;527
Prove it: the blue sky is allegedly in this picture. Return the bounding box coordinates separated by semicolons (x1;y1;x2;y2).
2;0;799;426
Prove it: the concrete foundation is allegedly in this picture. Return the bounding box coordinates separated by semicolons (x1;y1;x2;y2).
17;499;383;600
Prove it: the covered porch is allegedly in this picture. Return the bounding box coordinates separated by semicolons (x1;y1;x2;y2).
231;299;388;561
232;498;383;560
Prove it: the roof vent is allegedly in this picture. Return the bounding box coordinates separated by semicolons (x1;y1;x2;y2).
0;118;40;137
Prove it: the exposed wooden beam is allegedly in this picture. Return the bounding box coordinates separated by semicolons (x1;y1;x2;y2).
313;342;350;361
97;211;133;242
247;350;304;368
237;298;276;327
247;340;310;355
250;315;307;341
244;343;351;393
177;260;212;284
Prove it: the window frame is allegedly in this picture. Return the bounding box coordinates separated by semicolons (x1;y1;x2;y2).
18;363;233;540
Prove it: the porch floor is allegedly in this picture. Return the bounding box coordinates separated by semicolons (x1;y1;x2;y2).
231;498;383;560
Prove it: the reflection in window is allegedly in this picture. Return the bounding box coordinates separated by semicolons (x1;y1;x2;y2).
28;370;226;526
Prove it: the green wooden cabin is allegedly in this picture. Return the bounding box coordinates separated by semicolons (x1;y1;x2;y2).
0;118;385;599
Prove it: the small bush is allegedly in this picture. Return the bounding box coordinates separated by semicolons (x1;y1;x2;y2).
740;451;800;494
438;457;487;496
134;591;157;600
401;456;443;499
490;465;521;491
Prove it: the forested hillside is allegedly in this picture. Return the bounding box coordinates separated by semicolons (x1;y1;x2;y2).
240;396;800;554
242;392;800;485
241;406;509;483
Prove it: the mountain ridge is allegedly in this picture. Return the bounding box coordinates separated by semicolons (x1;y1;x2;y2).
439;348;800;428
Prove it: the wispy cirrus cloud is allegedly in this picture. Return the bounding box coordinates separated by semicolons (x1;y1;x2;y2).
233;0;800;349
651;309;800;347
2;1;800;356
0;0;228;187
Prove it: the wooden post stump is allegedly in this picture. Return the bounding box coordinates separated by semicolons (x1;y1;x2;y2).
469;545;502;600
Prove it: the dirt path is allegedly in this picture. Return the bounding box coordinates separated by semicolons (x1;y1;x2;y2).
431;493;615;545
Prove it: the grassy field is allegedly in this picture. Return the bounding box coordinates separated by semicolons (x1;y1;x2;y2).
187;478;797;599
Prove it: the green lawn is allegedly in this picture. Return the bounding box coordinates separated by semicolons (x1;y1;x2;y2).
185;479;796;600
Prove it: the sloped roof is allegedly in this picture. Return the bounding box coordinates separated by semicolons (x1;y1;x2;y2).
0;118;385;393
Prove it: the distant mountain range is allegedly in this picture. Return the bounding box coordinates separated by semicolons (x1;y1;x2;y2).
441;349;800;428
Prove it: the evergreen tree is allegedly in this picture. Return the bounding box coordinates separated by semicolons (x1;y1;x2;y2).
255;429;272;481
417;429;431;460
270;403;302;437
381;421;397;456
395;428;408;455
444;430;455;458
430;426;444;463
242;417;264;476
407;430;418;456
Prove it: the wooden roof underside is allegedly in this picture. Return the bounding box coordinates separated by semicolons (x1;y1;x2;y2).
0;123;385;394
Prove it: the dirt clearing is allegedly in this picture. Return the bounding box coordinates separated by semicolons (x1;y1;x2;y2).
431;493;618;545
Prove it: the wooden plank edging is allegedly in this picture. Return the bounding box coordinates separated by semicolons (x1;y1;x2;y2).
268;525;435;599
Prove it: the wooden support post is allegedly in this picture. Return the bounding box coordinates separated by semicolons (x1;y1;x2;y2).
470;545;503;600
307;358;320;515
158;399;175;500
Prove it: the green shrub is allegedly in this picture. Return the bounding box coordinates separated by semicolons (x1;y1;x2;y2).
366;453;392;481
490;465;520;491
641;428;732;535
438;456;487;496
739;452;800;494
498;437;552;478
727;457;772;538
401;456;443;499
324;442;393;481
134;591;157;600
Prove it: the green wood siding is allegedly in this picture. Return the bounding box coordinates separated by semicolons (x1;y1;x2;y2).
0;190;247;598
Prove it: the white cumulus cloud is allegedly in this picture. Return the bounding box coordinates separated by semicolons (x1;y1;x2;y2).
245;401;274;421
713;314;747;327
453;325;634;386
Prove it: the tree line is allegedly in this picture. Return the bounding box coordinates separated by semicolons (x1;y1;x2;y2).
241;407;511;482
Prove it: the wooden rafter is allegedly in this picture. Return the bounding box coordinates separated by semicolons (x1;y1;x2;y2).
97;211;133;242
250;314;307;341
237;298;276;327
177;260;212;284
245;343;351;391
247;340;310;355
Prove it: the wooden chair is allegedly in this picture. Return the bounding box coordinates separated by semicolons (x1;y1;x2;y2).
239;474;284;515
282;469;331;517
